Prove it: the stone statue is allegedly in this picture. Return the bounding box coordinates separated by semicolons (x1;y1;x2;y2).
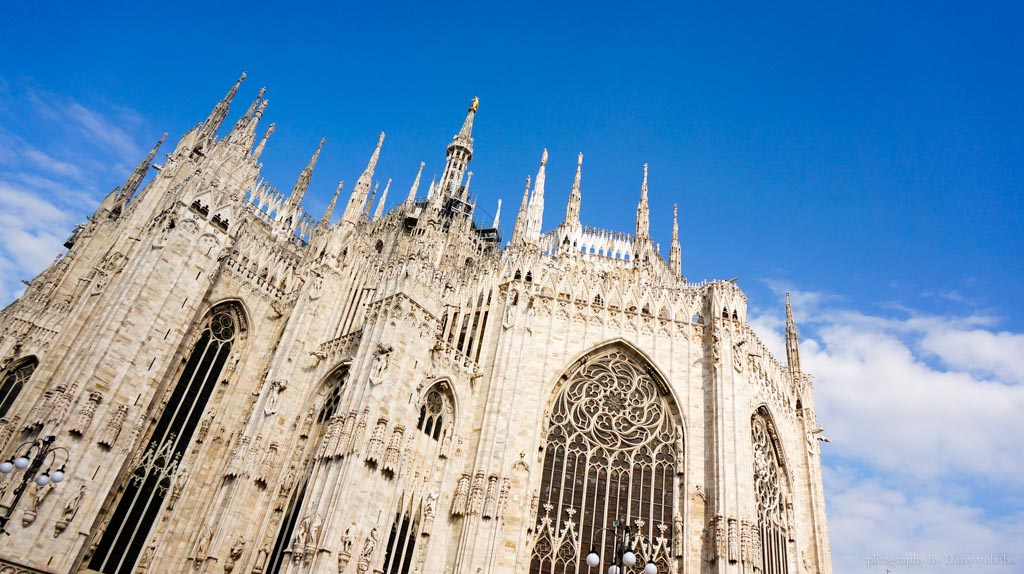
341;523;356;553
264;379;287;415
356;528;378;573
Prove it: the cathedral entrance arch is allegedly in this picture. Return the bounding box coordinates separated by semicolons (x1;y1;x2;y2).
530;343;682;574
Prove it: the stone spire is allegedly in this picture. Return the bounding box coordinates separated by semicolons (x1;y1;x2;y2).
117;133;166;205
342;132;385;224
564;152;583;228
438;98;477;198
509;175;531;245
785;293;802;377
230;87;265;135
461;171;473;202
426;175;437;200
492;198;502;228
374;179;392;219
320;181;343;228
669;203;682;276
199;72;245;142
288;138;325;206
406;162;425;204
636;163;650;238
252;122;275;161
524;149;548;242
364;182;379;216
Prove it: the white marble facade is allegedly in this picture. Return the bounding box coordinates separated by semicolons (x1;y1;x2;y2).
0;75;831;574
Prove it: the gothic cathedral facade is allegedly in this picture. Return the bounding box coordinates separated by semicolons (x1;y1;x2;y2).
0;75;832;574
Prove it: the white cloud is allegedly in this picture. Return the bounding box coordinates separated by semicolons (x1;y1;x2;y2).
751;281;1024;573
0;81;152;305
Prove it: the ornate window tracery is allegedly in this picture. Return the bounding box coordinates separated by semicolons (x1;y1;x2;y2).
0;356;37;420
89;304;246;574
531;347;679;574
416;385;452;441
752;409;790;574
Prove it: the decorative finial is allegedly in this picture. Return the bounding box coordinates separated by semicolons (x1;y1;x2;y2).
541;148;548;166
470;96;479;113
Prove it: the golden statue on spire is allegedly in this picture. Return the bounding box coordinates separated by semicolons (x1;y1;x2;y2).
470;96;479;113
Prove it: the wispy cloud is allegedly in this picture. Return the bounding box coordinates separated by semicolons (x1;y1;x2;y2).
752;281;1024;572
0;80;152;303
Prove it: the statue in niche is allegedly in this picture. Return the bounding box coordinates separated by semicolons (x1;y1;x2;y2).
54;483;86;537
340;523;356;553
225;536;245;572
264;379;287;416
422;491;438;532
195;524;213;562
368;344;392;385
137;545;156;570
356;528;378;573
168;466;189;510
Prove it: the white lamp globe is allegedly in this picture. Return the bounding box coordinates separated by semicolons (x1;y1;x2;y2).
623;551;637;567
50;470;65;483
644;562;658;574
607;566;619;574
14;456;30;470
0;461;12;474
35;473;50;486
586;552;600;568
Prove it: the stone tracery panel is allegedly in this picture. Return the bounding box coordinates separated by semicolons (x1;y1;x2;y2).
752;408;790;574
531;347;679;574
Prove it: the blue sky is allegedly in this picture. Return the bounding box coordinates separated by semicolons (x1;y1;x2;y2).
2;2;1022;571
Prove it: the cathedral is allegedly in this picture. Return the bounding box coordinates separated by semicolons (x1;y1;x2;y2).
0;74;832;574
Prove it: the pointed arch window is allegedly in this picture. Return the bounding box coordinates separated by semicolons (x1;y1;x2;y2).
0;356;37;420
531;347;680;574
752;409;791;574
88;304;246;574
267;364;349;572
416;385;453;441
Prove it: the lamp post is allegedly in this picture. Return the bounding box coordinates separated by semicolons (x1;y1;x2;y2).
0;435;70;535
585;519;658;574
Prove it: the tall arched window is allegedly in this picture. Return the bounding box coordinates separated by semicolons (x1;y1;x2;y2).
531;347;680;574
0;356;37;420
752;409;791;574
88;304;246;574
267;365;349;572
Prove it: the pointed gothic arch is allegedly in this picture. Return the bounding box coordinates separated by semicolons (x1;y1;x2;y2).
88;301;248;574
267;362;351;571
531;342;682;574
0;356;38;421
752;405;793;574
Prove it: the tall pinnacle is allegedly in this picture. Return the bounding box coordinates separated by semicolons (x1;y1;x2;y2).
231;87;266;135
320;181;344;227
253;122;275;160
493;198;502;228
116;133;167;207
510;175;531;244
364;182;380;216
200;72;246;141
439;97;478;197
342;132;385;224
288;137;325;205
669;203;682;276
565;152;583;228
374;179;392;219
785;292;802;376
636;163;650;238
406;162;425;204
524;149;548;242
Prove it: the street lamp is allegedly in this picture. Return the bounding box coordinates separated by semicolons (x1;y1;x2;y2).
0;435;71;534
585;519;658;574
